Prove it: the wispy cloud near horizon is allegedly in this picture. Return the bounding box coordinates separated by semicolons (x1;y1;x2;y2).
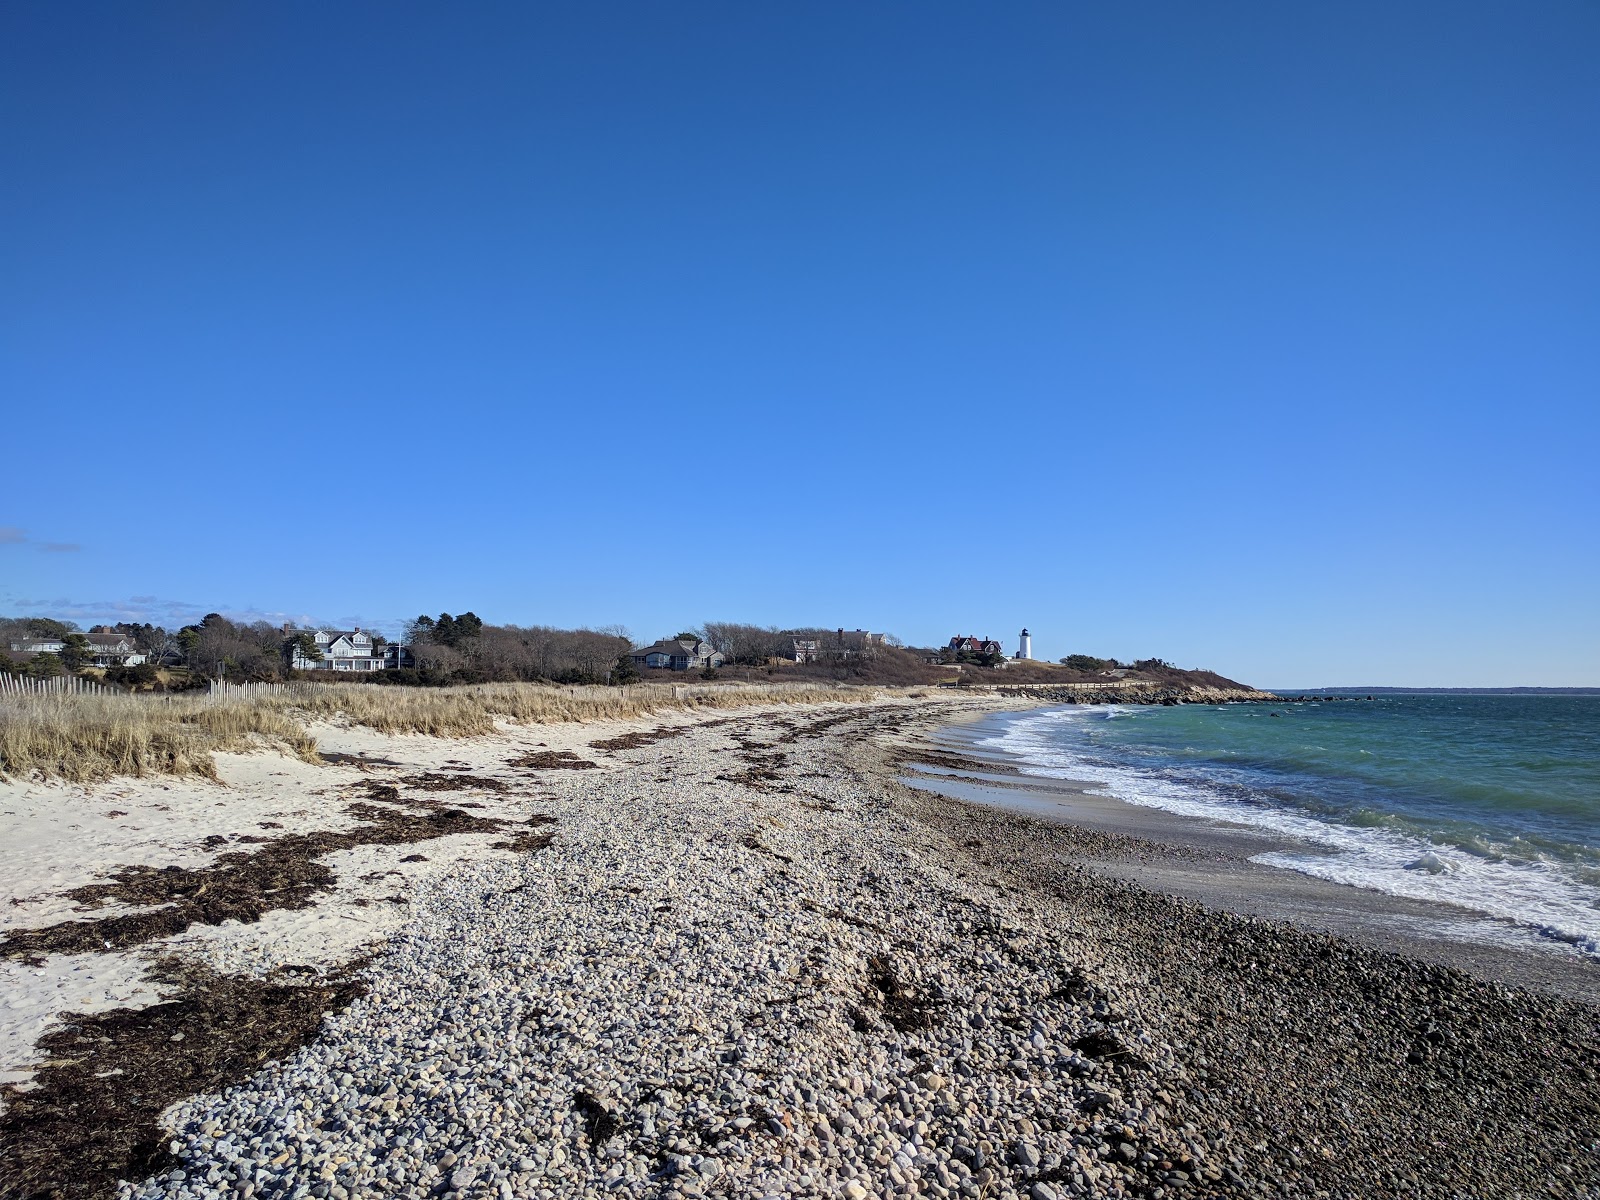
0;526;83;552
8;595;211;627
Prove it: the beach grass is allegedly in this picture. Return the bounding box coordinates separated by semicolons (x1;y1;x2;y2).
286;679;878;737
0;680;881;782
0;693;320;782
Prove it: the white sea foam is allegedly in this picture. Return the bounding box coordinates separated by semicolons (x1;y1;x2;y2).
981;707;1600;958
1405;852;1456;875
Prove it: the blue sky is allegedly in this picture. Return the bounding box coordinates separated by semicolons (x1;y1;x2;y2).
3;3;1596;686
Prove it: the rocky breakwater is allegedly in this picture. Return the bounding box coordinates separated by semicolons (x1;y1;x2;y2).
983;684;1277;707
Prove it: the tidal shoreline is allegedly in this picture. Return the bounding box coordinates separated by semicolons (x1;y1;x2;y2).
2;695;1596;1199
907;710;1600;1004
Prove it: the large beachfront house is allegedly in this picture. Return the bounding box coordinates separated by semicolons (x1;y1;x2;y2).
630;638;725;672
8;634;66;656
7;629;146;666
286;627;387;672
83;631;146;667
948;635;1004;657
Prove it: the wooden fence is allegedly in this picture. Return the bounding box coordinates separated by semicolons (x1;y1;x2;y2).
0;675;317;703
0;672;112;697
208;680;287;700
205;680;329;703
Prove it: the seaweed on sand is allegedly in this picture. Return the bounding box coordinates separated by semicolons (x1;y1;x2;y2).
491;814;559;853
588;726;690;751
507;750;599;771
0;959;365;1200
0;802;514;961
863;954;942;1032
397;772;510;793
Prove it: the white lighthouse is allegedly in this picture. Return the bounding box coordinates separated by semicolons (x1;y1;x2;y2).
1017;628;1032;660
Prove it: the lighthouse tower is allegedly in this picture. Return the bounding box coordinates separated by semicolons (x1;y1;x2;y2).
1017;628;1032;660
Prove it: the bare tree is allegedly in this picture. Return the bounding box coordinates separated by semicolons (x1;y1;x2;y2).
142;627;180;666
180;615;285;680
701;622;787;665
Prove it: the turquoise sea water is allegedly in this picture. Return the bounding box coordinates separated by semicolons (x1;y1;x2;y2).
981;695;1600;957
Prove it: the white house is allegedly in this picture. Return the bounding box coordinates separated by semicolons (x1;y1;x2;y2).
84;631;146;667
630;638;725;672
6;631;145;666
8;634;66;656
286;627;386;672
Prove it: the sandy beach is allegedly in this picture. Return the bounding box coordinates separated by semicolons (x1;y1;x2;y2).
2;694;1597;1200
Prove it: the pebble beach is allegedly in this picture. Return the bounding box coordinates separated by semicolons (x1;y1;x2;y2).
4;697;1598;1200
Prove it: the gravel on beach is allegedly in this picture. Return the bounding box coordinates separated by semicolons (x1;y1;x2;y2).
17;701;1596;1200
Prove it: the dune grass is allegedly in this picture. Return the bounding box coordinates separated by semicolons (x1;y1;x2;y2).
284;680;879;737
0;680;884;782
0;693;320;782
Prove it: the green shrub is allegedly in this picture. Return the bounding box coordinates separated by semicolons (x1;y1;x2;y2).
1061;654;1108;671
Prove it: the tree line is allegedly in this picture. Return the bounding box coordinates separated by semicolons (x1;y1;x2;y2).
696;622;906;665
0;614;317;687
392;613;631;686
4;612;1059;690
0;613;637;689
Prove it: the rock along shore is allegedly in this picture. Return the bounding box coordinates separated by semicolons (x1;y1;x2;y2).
7;698;1595;1200
979;685;1279;707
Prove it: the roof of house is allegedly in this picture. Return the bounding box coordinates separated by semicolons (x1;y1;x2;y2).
949;635;1001;651
634;639;706;656
84;633;135;648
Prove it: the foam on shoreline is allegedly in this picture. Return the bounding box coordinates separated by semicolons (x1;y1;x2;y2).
973;706;1600;959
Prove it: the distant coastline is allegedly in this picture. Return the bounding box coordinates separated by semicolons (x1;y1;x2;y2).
1275;686;1600;695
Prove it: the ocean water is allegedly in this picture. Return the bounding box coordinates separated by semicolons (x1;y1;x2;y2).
980;695;1600;957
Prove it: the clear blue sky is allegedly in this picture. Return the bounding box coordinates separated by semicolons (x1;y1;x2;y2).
3;3;1596;686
